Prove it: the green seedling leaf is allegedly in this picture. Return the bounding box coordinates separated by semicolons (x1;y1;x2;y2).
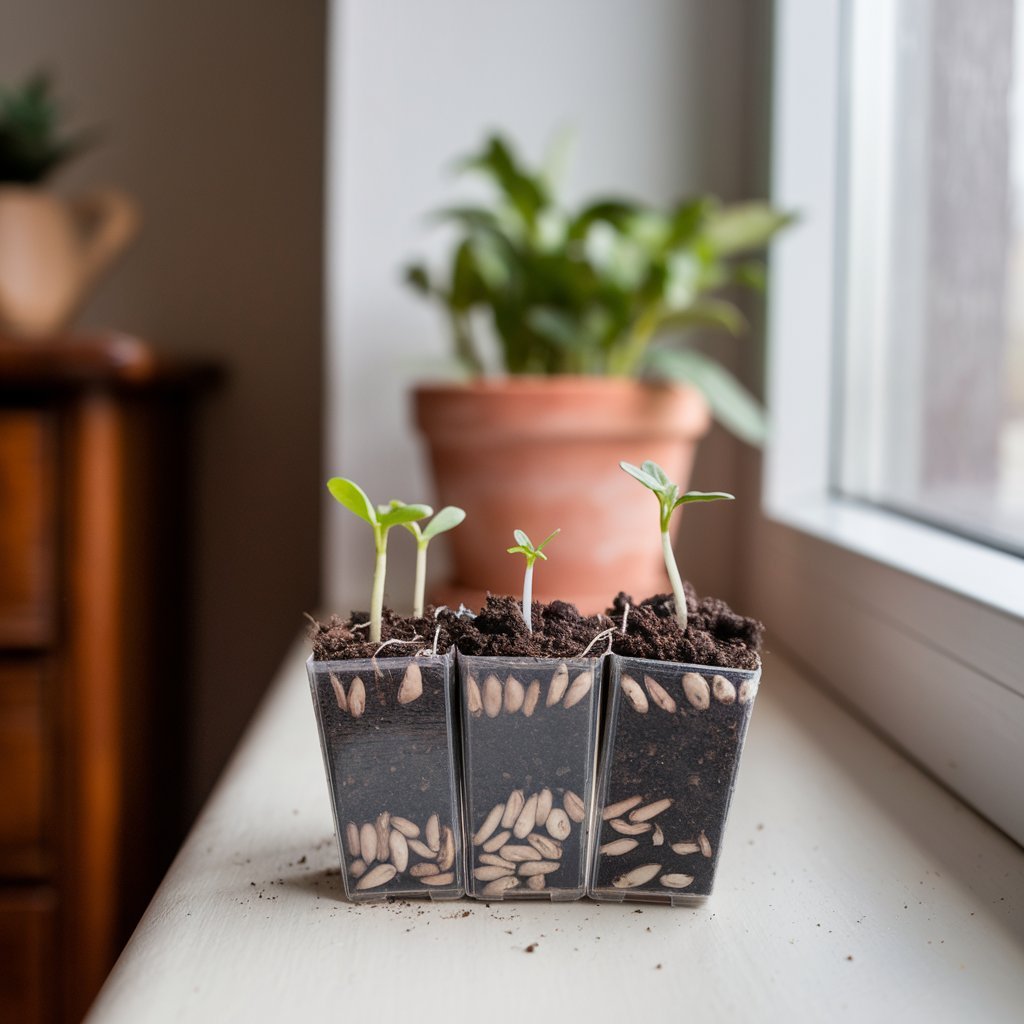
513;528;532;548
641;460;672;488
421;505;466;542
377;502;433;528
673;491;734;509
535;528;560;552
327;477;377;526
619;461;664;492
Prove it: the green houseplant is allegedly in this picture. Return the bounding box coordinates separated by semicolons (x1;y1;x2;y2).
409;133;792;612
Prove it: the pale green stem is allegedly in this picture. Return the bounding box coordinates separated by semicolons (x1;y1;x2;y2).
370;531;388;644
522;560;535;632
661;528;688;632
413;541;428;619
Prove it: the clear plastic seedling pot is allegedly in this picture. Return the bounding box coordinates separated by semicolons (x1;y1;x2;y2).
307;652;464;902
458;654;603;901
588;654;760;906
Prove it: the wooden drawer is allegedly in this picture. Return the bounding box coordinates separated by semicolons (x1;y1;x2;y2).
0;662;48;877
0;887;55;1024
0;412;55;647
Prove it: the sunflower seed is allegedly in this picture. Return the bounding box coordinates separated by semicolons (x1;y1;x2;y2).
438;826;455;871
652;824;665;846
671;841;701;855
408;838;435;859
518;860;560;877
629;798;673;823
375;811;391;860
698;831;712;858
535;788;553;829
482;830;511;853
682;672;711;711
420;872;454;887
546;662;570;706
612;863;661;889
513;793;539;838
620;674;648;714
474;865;514;881
526;874;546;891
527;833;562;860
602;795;642;821
481;876;520;897
410;862;440;877
467;674;483;717
349;676;366;718
608;818;651;836
474;803;505;845
397;662;423;705
502;844;542;862
738;677;758;704
545;808;571;840
563;790;585;823
504;675;525;713
523;679;541;717
600;838;638;856
712;674;736;704
389;830;408;872
644;675;676;714
345;822;360;857
348;857;367;878
360;822;377;863
329;673;348;712
425;813;440;852
661;873;695;889
356;863;396;890
479;853;516;870
501;790;525;829
563;670;594;709
483;674;503;718
391;816;420;839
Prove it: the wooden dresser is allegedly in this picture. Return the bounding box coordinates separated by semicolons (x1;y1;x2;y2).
0;335;218;1022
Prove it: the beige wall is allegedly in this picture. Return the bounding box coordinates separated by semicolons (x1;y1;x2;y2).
1;0;326;814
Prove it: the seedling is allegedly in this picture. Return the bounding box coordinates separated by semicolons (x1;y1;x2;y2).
620;460;733;632
506;528;559;632
326;478;432;643
401;505;467;618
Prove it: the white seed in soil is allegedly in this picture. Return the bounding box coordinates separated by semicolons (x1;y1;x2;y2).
535;788;553;829
513;793;539;839
600;838;638;856
349;676;366;718
661;873;695;889
563;790;585;823
467;674;483;717
501;844;542;863
391;816;420;839
523;679;541;717
420;872;455;887
545;808;571;841
409;862;440;878
652;824;665;846
602;795;642;821
629;798;673;823
407;838;435;859
504;675;525;713
479;853;516;870
712;674;736;704
608;818;652;836
473;803;506;846
482;830;511;854
546;662;570;706
345;822;360;857
474;865;514;881
481;876;520;897
518;860;560;877
425;813;440;852
437;826;455;871
671;841;701;855
501;790;525;829
682;672;711;711
483;674;503;718
738;677;758;704
348;857;368;878
527;833;562;860
356;863;396;890
644;675;676;714
699;831;713;858
375;812;391;861
360;822;378;863
620;674;649;714
526;874;546;891
563;670;594;709
329;673;348;712
612;863;661;889
389;831;409;873
397;662;423;705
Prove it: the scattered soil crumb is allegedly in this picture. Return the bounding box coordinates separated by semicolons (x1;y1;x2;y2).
847;955;854;961
655;964;662;970
525;943;537;953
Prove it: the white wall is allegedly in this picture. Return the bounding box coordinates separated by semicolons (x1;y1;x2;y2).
326;0;766;611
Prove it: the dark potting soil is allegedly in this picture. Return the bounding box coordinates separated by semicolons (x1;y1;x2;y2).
309;607;454;662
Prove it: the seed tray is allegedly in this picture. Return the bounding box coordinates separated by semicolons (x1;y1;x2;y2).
307;653;464;901
588;654;759;906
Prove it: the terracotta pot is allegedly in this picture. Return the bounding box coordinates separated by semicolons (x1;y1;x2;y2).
0;186;138;340
413;377;711;613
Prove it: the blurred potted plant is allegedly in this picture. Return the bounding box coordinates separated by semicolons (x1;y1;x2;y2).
407;133;792;610
0;73;138;340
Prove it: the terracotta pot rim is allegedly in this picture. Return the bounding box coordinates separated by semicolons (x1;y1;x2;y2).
413;375;702;398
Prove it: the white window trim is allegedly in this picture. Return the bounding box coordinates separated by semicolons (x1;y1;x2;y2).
761;0;1024;846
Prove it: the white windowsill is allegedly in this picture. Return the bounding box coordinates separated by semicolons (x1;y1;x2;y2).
85;638;1024;1023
